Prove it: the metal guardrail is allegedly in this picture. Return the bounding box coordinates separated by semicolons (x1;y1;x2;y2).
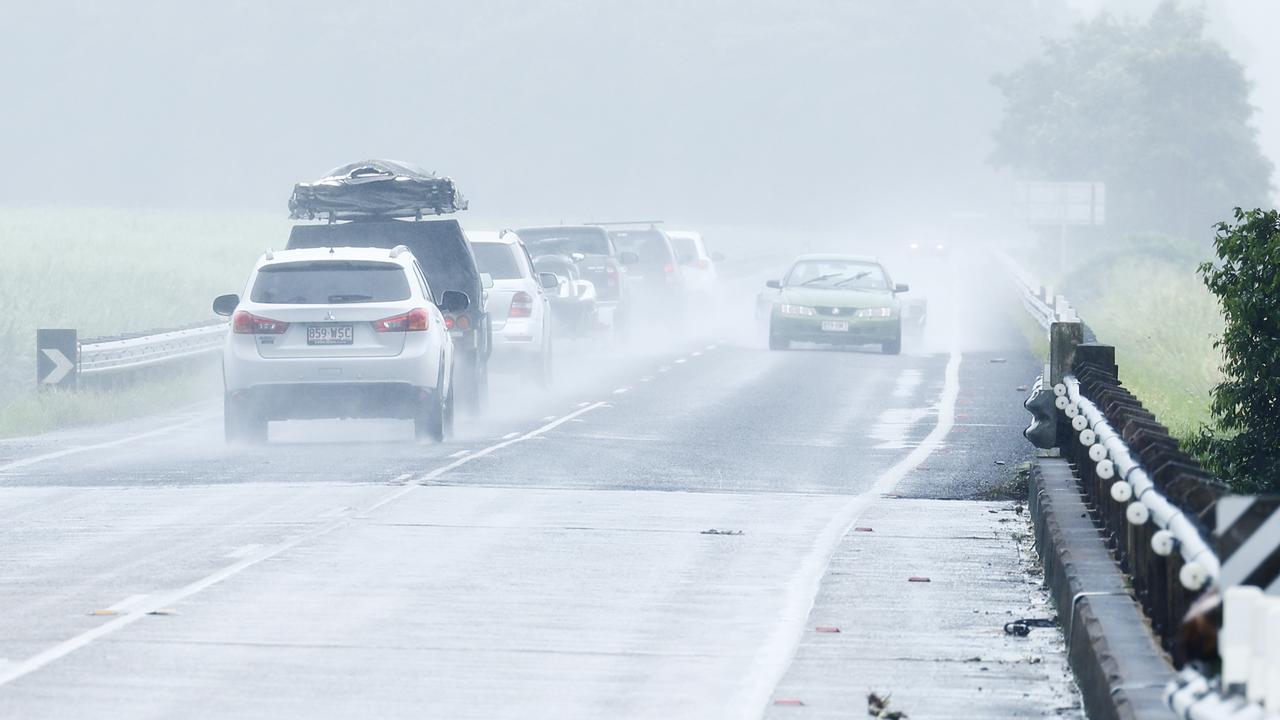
80;322;227;377
36;321;226;389
1002;250;1261;720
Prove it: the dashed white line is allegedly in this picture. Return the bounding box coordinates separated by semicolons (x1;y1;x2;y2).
657;366;671;373
691;351;702;357
612;387;629;395
639;376;653;383
576;401;593;408
674;358;687;364
0;401;610;688
501;431;521;440
448;450;470;459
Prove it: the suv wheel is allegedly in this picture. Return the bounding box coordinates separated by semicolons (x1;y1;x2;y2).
415;390;446;443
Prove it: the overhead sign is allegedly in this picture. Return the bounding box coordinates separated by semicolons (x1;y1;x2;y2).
36;329;77;389
1013;181;1106;226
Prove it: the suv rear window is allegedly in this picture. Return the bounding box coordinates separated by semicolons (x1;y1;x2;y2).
471;243;522;280
609;230;672;270
250;261;411;304
518;227;610;256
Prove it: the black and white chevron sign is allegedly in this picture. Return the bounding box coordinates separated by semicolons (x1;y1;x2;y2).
1215;496;1280;592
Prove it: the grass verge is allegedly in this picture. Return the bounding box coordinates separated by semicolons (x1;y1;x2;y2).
0;206;286;436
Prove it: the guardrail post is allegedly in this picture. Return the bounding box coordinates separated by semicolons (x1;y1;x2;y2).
1049;321;1084;387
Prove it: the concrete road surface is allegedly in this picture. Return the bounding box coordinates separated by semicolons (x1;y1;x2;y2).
0;254;1081;718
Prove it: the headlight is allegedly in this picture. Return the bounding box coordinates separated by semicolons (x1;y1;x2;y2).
855;307;893;318
777;304;815;317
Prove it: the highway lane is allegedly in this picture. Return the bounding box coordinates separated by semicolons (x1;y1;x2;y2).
0;253;1079;718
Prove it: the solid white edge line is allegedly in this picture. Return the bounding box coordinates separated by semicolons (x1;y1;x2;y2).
0;401;609;688
739;349;963;717
0;415;211;476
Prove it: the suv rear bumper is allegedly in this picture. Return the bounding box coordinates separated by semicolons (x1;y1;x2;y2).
229;382;432;421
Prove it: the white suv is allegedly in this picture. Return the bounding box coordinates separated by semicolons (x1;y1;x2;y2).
213;246;462;443
467;230;557;387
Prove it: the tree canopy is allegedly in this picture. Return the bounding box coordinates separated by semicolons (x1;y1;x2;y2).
991;1;1273;240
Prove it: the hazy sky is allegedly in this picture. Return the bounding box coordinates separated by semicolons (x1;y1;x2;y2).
1;1;1273;228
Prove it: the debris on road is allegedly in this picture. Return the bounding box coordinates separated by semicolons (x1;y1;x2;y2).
700;528;743;536
907;576;931;583
1003;618;1057;636
868;691;908;719
815;625;841;633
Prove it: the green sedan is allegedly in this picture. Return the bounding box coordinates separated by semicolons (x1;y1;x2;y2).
760;254;909;354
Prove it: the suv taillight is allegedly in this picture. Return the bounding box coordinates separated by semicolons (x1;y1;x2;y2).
374;308;430;332
509;291;533;318
606;264;618;287
232;310;289;334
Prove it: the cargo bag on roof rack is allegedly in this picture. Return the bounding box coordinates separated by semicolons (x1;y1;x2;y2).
288;159;468;220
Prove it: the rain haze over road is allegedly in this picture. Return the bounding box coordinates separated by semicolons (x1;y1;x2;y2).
0;2;1276;718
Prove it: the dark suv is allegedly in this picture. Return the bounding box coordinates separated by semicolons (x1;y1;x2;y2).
516;225;637;335
604;226;687;315
287;218;491;413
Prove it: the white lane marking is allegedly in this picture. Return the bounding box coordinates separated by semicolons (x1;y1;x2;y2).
576;401;592;408
0;402;609;688
639;376;653;383
740;350;963;717
317;506;350;519
392;472;413;484
674;358;687;364
541;416;556;422
691;351;702;357
705;344;717;351
448;450;470;459
612;387;629;395
0;415;210;476
501;432;521;440
224;544;263;559
657;366;671;373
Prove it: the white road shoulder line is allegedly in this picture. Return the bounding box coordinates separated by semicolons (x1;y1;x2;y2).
0;415;211;476
739;350;964;717
0;401;609;688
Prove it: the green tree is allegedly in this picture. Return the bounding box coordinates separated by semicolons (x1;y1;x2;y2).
991;1;1273;241
1190;208;1280;492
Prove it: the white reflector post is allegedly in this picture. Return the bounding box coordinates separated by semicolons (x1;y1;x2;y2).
1267;600;1280;712
1251;596;1272;702
1222;586;1262;690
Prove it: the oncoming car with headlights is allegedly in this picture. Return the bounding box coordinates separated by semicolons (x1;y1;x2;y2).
213;246;463;444
762;254;909;354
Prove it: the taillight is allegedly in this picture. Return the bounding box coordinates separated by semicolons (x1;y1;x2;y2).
693;258;710;270
509;291;533;318
374;308;430;332
232;310;289;334
444;315;471;331
606;264;618;287
664;262;675;274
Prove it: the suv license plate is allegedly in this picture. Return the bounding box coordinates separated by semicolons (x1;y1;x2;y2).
307;325;353;345
821;320;849;332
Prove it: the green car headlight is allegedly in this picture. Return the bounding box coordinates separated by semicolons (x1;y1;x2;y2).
777;304;816;317
855;307;893;318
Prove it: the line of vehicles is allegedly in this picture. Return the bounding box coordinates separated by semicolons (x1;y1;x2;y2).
211;161;725;444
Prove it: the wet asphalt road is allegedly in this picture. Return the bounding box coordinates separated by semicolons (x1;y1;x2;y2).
0;255;1078;718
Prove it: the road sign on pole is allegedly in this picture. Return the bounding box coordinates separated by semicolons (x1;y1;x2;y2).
36;329;77;390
